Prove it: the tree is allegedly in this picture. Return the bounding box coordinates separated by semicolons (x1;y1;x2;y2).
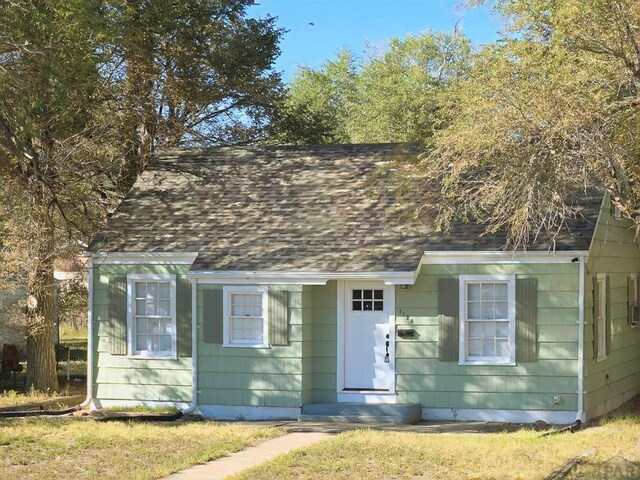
0;0;113;390
387;0;640;248
0;0;284;391
272;32;471;145
105;0;284;192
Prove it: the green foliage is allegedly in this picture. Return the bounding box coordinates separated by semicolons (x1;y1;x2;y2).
272;32;472;145
388;0;640;248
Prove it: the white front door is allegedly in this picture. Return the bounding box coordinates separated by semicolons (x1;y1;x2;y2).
343;282;394;391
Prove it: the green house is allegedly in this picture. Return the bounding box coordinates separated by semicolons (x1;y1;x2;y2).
87;144;640;424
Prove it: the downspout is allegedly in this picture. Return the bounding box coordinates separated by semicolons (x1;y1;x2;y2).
180;276;198;415
576;255;586;422
80;256;94;409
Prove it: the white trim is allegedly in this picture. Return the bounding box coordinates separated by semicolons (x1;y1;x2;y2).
336;280;346;393
197;405;300;420
422;251;588;265
189;277;198;411
337;281;396;397
421;408;577;425
458;274;516;366
190;270;415;286
337;392;397;404
576;256;586;422
91;252;198;265
126;273;178;359
96;399;190;410
596;273;608;362
84;258;95;409
222;286;269;348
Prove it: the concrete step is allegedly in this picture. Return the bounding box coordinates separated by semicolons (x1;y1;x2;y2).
299;403;421;424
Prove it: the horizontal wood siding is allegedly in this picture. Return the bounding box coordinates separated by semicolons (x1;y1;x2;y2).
395;262;580;412
584;196;640;417
197;283;308;408
92;263;193;403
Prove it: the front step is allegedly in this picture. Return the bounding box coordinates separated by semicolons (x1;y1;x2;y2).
299;403;421;424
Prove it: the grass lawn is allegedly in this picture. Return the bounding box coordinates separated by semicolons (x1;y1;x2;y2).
0;418;280;480
232;416;640;480
0;387;84;410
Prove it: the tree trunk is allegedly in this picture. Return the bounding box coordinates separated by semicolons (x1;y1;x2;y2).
25;217;59;392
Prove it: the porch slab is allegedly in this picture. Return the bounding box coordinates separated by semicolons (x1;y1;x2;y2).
278;420;528;434
299;402;422;424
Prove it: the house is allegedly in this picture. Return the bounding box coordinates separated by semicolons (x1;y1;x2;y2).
86;143;640;424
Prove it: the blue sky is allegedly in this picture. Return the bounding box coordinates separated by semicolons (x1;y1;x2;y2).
249;0;503;83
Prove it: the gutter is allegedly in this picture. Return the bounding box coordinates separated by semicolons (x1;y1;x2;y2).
180;276;198;416
576;255;586;422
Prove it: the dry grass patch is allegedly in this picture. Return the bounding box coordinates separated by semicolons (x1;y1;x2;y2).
0;418;280;480
233;418;640;480
0;387;84;410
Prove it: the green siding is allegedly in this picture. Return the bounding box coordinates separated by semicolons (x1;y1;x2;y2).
395;262;580;413
584;196;640;417
92;263;192;403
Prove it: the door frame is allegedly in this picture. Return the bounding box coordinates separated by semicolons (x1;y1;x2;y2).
336;280;396;403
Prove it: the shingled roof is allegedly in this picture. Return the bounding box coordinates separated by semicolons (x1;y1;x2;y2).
89;144;602;272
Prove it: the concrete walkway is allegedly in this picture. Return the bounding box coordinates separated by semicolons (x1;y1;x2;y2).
164;432;332;480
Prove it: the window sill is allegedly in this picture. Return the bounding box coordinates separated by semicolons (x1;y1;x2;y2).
222;344;270;349
128;353;177;360
459;360;516;366
596;355;607;363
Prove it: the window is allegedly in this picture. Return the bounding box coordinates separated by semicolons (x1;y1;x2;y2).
596;274;608;360
459;275;516;365
223;286;268;347
127;274;176;358
351;289;384;311
629;274;639;327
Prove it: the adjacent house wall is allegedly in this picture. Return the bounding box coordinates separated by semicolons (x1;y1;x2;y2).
396;262;581;423
584;197;640;419
92;263;192;407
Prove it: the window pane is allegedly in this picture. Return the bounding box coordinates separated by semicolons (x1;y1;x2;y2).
374;290;383;300
149;319;161;334
468;302;481;319
482;321;496;338
363;300;373;311
482;339;495;356
136;299;146;316
158;300;170;317
136;282;146;299
481;302;496;320
481;283;494;301
148;282;158;300
495;283;508;301
146;299;157;316
468;284;481;301
468;322;482;339
495;321;509;338
468;339;482;356
352;301;362;311
496;339;510;357
373;301;383;311
136;318;148;334
159;335;172;351
149;335;160;351
160;318;172;335
495;301;508;319
363;290;373;299
352;290;362;300
136;335;148;351
159;282;170;299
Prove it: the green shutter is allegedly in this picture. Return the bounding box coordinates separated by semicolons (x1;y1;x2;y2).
108;276;127;355
176;276;192;357
592;276;600;359
268;288;289;346
516;278;537;363
438;277;459;362
605;275;611;355
203;289;223;344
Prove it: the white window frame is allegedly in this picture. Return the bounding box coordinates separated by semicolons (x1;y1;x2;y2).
223;286;269;348
459;274;516;366
596;273;608;361
127;273;177;360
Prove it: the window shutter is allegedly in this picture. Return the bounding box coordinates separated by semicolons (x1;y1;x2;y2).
108;276;127;355
203;289;223;344
438;277;459;362
176;276;192;357
516;278;537;363
269;288;289;346
604;275;611;355
592;276;600;359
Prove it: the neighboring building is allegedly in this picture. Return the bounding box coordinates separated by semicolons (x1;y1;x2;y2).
87;144;640;423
